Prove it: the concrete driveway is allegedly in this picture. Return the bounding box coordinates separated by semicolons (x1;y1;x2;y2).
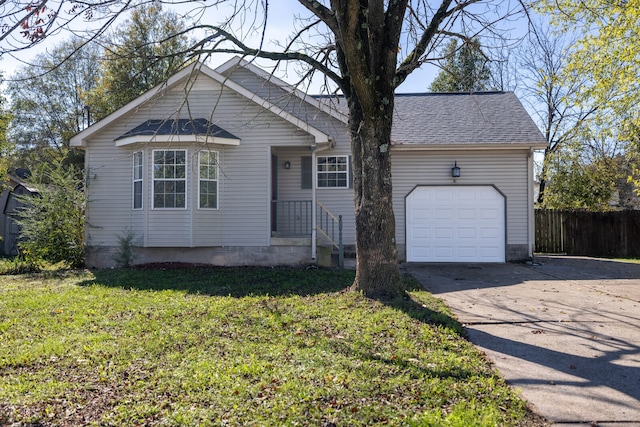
405;256;640;427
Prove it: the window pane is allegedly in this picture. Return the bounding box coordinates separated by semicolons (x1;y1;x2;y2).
199;151;218;208
317;156;348;188
175;194;185;208
133;181;142;209
176;151;185;164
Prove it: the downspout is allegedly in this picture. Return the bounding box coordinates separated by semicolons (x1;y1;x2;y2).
528;148;534;259
311;138;333;260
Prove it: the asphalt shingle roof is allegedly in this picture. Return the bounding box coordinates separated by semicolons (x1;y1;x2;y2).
116;119;238;141
320;91;546;147
392;92;545;145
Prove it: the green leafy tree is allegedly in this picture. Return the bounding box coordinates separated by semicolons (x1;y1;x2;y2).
1;1;529;298
429;38;492;92
6;38;101;168
540;0;640;192
15;161;85;268
83;4;192;121
541;0;639;112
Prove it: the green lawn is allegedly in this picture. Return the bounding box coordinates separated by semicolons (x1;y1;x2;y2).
0;266;542;426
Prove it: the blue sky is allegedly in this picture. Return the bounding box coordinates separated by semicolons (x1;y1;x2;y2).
0;0;532;94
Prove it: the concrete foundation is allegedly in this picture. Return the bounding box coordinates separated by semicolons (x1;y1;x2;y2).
85;244;315;269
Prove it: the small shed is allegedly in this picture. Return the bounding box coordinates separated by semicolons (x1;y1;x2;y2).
1;169;37;256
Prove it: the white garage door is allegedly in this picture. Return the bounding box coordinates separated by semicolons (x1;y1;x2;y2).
406;186;505;262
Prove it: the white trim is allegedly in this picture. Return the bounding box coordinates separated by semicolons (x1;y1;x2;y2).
132;151;143;210
392;143;549;151
198;150;219;210
116;135;240;147
151;149;188;210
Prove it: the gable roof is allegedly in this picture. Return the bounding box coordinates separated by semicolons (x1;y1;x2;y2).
71;57;545;151
70;62;333;148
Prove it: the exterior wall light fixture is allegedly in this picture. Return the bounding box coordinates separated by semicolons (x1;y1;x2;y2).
284;160;291;169
451;161;461;178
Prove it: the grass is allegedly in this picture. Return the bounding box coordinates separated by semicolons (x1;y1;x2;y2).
611;258;640;264
0;266;542;426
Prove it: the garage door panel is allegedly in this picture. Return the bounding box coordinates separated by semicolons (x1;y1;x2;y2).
407;186;505;263
435;208;454;219
434;246;454;258
480;246;502;258
457;189;477;201
410;209;430;221
412;246;432;258
458;227;477;239
481;227;499;238
458;246;477;257
435;190;454;201
412;227;430;239
480;208;500;220
435;227;453;238
458;208;475;219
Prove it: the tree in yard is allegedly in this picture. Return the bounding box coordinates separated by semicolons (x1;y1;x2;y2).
539;0;640;194
83;4;192;121
1;1;527;298
6;38;101;169
429;38;492;92
514;25;597;205
541;133;623;210
0;79;12;185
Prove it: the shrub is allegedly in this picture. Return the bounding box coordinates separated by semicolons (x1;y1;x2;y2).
14;161;85;268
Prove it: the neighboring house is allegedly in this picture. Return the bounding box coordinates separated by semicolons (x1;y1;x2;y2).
0;169;37;256
70;58;547;268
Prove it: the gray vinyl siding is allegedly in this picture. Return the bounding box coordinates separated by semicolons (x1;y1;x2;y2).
272;143;356;246
391;150;531;247
84;73;335;249
83;63;534;262
221;67;348;139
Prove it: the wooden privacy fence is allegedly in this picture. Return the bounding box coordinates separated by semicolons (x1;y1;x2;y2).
535;209;640;257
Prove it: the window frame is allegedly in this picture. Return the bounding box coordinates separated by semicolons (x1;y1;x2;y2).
132;151;143;210
152;149;188;210
316;155;350;189
198;150;219;210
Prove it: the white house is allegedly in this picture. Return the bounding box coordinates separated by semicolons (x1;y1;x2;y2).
70;58;547;268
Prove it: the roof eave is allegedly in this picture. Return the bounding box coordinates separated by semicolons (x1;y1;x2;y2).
114;135;241;147
391;142;549;151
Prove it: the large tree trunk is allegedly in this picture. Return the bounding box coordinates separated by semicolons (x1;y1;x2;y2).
326;0;407;298
347;95;403;298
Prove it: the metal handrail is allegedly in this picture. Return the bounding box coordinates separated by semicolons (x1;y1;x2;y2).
316;202;344;268
272;200;312;237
